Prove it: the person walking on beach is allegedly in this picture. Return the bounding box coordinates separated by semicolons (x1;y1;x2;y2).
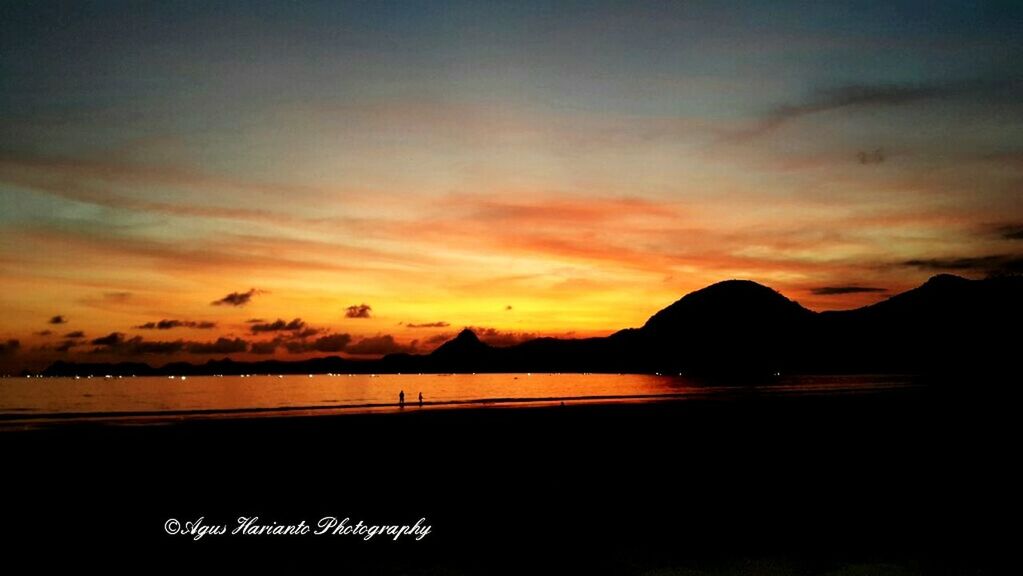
418;391;423;407
399;390;405;407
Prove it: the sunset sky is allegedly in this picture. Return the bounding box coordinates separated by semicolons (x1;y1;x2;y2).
2;1;1022;371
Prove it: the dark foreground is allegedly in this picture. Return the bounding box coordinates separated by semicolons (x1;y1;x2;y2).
3;383;1012;574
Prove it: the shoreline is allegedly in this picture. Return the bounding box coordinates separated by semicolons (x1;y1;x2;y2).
0;377;924;430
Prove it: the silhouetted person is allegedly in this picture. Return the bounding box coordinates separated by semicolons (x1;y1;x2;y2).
418;392;423;407
399;390;405;407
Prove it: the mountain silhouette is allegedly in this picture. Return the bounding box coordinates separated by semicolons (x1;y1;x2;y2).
40;274;1022;378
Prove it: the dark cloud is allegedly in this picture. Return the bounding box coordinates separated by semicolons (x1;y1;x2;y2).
291;327;322;339
245;318;267;324
91;332;126;347
90;333;187;355
49;315;67;324
405;322;450;328
0;339;20;356
35;330;53;336
103;292;132;303
811;286;888;296
997;224;1023;240
136;320;217;330
309;334;352;353
902;255;1023;276
250;340;279;355
732;80;985;142
64;331;85;338
345;304;372;318
186;338;248;355
88;332;248;356
211;288;263;307
55;340;78;353
857;149;885;165
283;333;352;354
505;305;513;311
345;334;412;356
249;318;307;333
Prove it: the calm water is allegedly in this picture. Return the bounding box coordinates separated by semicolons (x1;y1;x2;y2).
0;373;917;421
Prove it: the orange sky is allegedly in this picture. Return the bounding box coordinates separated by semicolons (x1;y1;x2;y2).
2;1;1022;371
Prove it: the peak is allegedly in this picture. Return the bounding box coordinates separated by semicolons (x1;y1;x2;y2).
643;278;811;333
682;279;795;305
923;274;969;286
699;279;776;294
429;328;489;357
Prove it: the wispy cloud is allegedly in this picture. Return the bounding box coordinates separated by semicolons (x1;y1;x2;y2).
136;320;216;330
997;224;1023;240
857;149;886;165
902;255;1023;276
810;286;887;296
405;321;450;328
728;80;989;142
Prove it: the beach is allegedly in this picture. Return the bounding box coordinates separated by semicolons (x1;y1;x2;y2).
3;382;1009;573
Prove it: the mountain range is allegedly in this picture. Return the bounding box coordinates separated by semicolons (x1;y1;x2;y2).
40;274;1022;378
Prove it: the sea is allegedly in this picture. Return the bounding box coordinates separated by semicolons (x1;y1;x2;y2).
0;373;919;425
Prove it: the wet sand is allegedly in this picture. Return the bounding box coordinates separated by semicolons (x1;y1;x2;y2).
4;384;1010;573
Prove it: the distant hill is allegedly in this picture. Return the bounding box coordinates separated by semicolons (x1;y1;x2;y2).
40;275;1023;378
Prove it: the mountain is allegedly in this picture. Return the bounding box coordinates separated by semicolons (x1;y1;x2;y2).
39;275;1023;377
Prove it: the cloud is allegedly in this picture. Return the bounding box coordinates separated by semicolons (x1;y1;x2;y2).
103;292;132;303
997;224;1023;240
64;331;85;338
249;318;307;333
505;305;513;311
55;340;78;353
89;332;186;355
0;339;20;356
35;330;53;336
902;255;1023;276
345;334;413;355
811;286;887;296
345;304;372;318
729;81;969;142
49;315;67;324
857;149;885;165
250;341;279;355
185;338;248;355
136;320;217;330
405;322;450;328
88;332;248;355
283;333;352;354
309;334;352;353
245;318;267;324
91;332;125;347
211;288;263;307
